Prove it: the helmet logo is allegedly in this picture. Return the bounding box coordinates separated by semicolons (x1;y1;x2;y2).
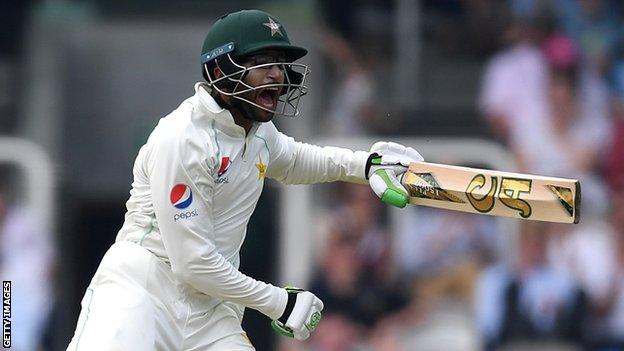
263;17;283;37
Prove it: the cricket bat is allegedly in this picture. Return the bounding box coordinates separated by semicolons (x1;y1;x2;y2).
401;162;581;223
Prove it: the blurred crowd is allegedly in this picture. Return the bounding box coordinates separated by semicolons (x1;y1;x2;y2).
282;1;624;350
2;0;624;350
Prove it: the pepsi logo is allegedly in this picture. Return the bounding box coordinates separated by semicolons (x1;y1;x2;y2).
218;156;231;177
170;184;193;209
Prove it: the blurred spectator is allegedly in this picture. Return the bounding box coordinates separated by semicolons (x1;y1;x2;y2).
476;225;587;350
474;259;512;349
479;22;611;179
319;30;377;137
478;13;551;147
532;38;614;337
546;218;615;320
306;232;368;351
318;0;400;136
489;29;615;351
483;28;610;221
521;60;610;178
598;185;624;347
296;184;409;351
392;207;497;350
395;207;498;305
534;33;611;176
0;174;55;351
551;0;623;75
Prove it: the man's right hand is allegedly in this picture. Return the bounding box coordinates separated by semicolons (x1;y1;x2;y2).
366;141;424;208
271;287;324;341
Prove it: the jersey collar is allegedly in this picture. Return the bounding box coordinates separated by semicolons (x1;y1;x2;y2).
194;82;247;137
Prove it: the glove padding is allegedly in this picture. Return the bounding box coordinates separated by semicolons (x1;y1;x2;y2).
366;141;424;208
271;287;324;341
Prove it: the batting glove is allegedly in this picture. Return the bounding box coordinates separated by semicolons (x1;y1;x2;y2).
271;287;324;341
366;141;424;208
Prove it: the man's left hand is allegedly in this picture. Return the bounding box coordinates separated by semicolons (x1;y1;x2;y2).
365;141;424;208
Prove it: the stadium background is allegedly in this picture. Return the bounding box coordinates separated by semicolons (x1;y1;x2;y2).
1;1;623;350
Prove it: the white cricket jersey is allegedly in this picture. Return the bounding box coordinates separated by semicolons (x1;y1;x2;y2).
115;82;369;320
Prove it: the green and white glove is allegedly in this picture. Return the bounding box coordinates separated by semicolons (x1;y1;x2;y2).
271;287;323;341
366;141;424;208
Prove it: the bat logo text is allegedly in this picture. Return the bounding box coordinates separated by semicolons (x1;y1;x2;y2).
466;175;532;218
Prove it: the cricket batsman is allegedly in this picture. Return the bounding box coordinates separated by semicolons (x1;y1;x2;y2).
67;9;423;350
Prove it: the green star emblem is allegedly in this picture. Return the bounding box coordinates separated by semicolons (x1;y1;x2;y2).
263;17;283;37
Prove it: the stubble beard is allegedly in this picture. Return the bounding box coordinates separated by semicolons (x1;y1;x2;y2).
234;90;275;123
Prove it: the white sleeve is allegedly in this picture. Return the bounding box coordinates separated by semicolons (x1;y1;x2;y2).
264;123;370;185
147;125;287;320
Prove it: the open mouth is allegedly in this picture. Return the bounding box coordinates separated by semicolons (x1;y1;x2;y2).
256;87;280;111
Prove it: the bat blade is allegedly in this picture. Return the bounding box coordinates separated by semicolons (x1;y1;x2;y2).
401;162;581;223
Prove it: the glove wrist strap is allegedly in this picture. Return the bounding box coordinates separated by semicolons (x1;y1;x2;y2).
278;291;297;324
365;153;381;179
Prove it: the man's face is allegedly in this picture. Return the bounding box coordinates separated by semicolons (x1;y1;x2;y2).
235;50;288;123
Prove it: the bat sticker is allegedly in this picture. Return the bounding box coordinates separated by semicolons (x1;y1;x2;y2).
546;185;574;217
404;172;465;203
